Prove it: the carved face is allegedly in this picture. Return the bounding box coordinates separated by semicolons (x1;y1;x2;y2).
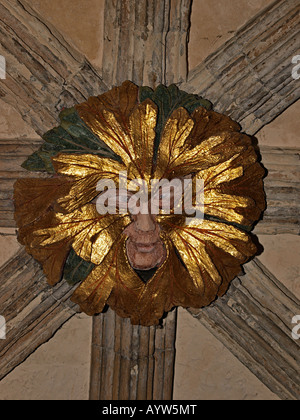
124;212;166;271
123;180;186;271
95;183;183;271
94;187;170;271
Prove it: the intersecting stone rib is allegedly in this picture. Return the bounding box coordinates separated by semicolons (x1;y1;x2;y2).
188;258;300;400
0;248;79;380
103;0;168;88
0;139;44;228
0;0;108;136
89;308;177;400
0;0;298;401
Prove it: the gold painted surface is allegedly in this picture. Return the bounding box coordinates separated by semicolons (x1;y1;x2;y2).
52;154;127;212
77;99;157;181
15;81;265;325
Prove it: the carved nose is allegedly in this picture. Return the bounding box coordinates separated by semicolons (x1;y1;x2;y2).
135;213;156;232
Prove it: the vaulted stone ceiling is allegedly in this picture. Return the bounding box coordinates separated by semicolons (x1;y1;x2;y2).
0;0;299;400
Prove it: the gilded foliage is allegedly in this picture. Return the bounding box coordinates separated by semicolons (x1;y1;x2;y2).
14;81;265;325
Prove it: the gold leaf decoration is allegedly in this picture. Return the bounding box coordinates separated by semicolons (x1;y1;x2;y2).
27;205;131;266
168;219;256;299
14;80;266;325
52;153;127;212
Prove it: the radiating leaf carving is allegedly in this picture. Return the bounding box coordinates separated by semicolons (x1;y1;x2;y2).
15;81;265;325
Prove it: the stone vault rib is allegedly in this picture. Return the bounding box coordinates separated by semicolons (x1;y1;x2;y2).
0;0;108;136
0;248;79;380
102;0;192;88
188;258;300;400
182;0;300;135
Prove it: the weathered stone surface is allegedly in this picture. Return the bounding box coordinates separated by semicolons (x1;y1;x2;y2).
102;0;191;88
182;0;300;135
0;248;79;381
0;0;108;136
189;258;300;400
90;308;177;400
254;146;300;235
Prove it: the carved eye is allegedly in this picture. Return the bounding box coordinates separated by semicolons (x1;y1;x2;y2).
151;187;175;212
151;184;183;213
116;189;133;210
93;188;133;214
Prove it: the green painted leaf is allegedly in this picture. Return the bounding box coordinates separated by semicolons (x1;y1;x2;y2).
23;86;212;173
63;248;95;286
139;84;212;162
22;107;120;173
21;150;57;173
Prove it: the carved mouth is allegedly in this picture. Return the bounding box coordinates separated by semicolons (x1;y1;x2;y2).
134;242;158;253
